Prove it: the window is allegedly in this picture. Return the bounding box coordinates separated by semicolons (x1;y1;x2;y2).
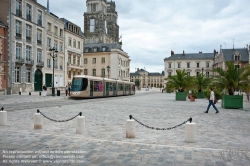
73;56;76;64
59;44;63;51
16;45;21;60
68;56;71;63
26;24;31;41
15;67;20;82
47;22;51;31
68;38;72;46
90;19;95;32
92;69;96;76
54;26;58;35
187;62;190;68
178;63;181;68
118;84;123;91
60;29;63;37
235;65;240;69
197;63;200;68
196;72;200;77
235;55;240;61
102;47;106;51
77;58;80;65
26;46;31;61
84;69;88;75
168;72;171;77
37;10;42;25
73;40;76;48
16;0;22;17
37;50;42;63
47;59;51;68
101;57;105;63
93;48;97;52
84;58;88;64
168;63;171;68
187;72;190;76
91;4;96;12
92;58;96;64
206;62;209;68
54;42;58;50
37;30;42;45
54;60;57;68
206;72;209;77
101;69;105;77
26;68;31;82
16;20;21;36
47;38;51;47
94;81;102;92
26;4;31;21
78;41;80;49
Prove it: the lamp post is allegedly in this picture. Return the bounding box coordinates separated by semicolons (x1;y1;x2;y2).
107;65;110;78
202;67;204;75
49;47;58;96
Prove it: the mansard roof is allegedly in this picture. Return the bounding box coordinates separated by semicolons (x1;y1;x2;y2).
164;53;214;61
222;48;249;62
130;69;164;77
83;43;122;52
60;18;83;36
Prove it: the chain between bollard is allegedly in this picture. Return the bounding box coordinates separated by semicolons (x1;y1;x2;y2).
129;115;192;130
37;109;81;122
0;107;4;111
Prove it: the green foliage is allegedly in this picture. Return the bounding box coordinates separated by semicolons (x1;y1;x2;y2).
203;88;210;99
191;89;198;98
194;74;211;92
134;79;140;89
165;69;194;92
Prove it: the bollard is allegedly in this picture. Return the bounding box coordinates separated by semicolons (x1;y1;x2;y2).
29;92;31;95
39;92;41;96
34;109;43;129
76;112;85;134
0;107;7;126
185;122;196;143
126;118;135;138
19;91;21;95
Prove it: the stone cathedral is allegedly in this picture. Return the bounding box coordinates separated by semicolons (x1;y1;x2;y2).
84;0;119;44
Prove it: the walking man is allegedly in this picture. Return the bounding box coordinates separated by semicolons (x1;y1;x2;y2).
204;88;219;113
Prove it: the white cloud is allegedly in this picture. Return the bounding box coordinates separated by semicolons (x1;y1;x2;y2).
39;0;250;73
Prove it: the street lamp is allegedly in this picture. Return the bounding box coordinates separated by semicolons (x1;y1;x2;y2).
202;67;204;75
107;65;110;78
49;47;58;96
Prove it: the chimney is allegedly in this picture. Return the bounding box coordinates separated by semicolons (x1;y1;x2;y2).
247;44;248;50
213;49;217;57
182;50;185;55
171;50;174;56
137;68;139;71
47;0;49;13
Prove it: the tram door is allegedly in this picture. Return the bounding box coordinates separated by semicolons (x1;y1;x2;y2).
90;81;93;98
106;82;109;96
113;83;116;96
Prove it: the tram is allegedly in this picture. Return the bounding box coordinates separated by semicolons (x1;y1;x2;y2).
70;75;135;98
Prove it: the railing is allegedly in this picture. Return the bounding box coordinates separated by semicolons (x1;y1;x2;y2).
16;9;22;17
37;20;42;26
25;59;34;65
26;14;31;21
37;40;42;45
26;36;31;42
47;65;51;68
16;33;21;39
16;57;24;63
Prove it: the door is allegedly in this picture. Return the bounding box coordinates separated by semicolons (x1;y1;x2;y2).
90;81;93;98
106;82;109;96
34;69;43;91
113;83;116;96
45;73;52;87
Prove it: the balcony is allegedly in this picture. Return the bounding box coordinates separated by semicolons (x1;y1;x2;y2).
16;9;22;17
37;20;42;26
26;14;31;21
26;36;31;42
16;33;21;39
54;65;58;69
47;64;51;68
16;57;24;63
25;58;34;65
36;61;44;67
37;40;42;45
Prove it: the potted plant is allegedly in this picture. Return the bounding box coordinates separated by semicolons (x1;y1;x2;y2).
194;74;211;98
213;61;244;109
189;89;198;102
240;65;250;102
165;69;194;100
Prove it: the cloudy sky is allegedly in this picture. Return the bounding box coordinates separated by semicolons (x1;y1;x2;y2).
39;0;250;73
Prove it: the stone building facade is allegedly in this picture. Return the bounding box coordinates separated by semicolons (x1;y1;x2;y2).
0;21;7;94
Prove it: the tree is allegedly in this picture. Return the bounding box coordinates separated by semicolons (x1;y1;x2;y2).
165;69;194;92
194;74;211;92
240;65;250;101
135;79;140;89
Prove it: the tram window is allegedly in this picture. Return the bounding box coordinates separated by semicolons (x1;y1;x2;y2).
109;83;113;91
118;83;123;91
94;81;103;92
71;78;88;91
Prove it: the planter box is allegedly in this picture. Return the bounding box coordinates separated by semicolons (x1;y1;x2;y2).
175;92;187;101
167;90;171;93
197;92;204;99
221;95;243;109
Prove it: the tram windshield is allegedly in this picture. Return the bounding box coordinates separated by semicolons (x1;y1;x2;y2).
71;78;88;91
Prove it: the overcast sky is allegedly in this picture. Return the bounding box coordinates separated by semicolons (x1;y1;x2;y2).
39;0;250;73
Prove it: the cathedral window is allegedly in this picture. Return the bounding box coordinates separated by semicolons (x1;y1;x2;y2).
90;19;95;32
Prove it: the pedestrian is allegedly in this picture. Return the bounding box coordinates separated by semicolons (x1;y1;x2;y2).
68;85;71;96
65;85;68;96
204;88;219;113
42;84;47;97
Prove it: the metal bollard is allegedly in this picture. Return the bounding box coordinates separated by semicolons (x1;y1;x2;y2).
34;109;43;129
76;112;85;134
185;122;196;143
126;116;135;138
0;107;7;126
19;91;21;95
29;92;31;95
39;92;41;96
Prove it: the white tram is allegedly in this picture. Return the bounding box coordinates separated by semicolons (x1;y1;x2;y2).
70;75;135;98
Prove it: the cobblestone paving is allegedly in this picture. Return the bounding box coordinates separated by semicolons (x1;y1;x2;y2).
0;90;250;165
